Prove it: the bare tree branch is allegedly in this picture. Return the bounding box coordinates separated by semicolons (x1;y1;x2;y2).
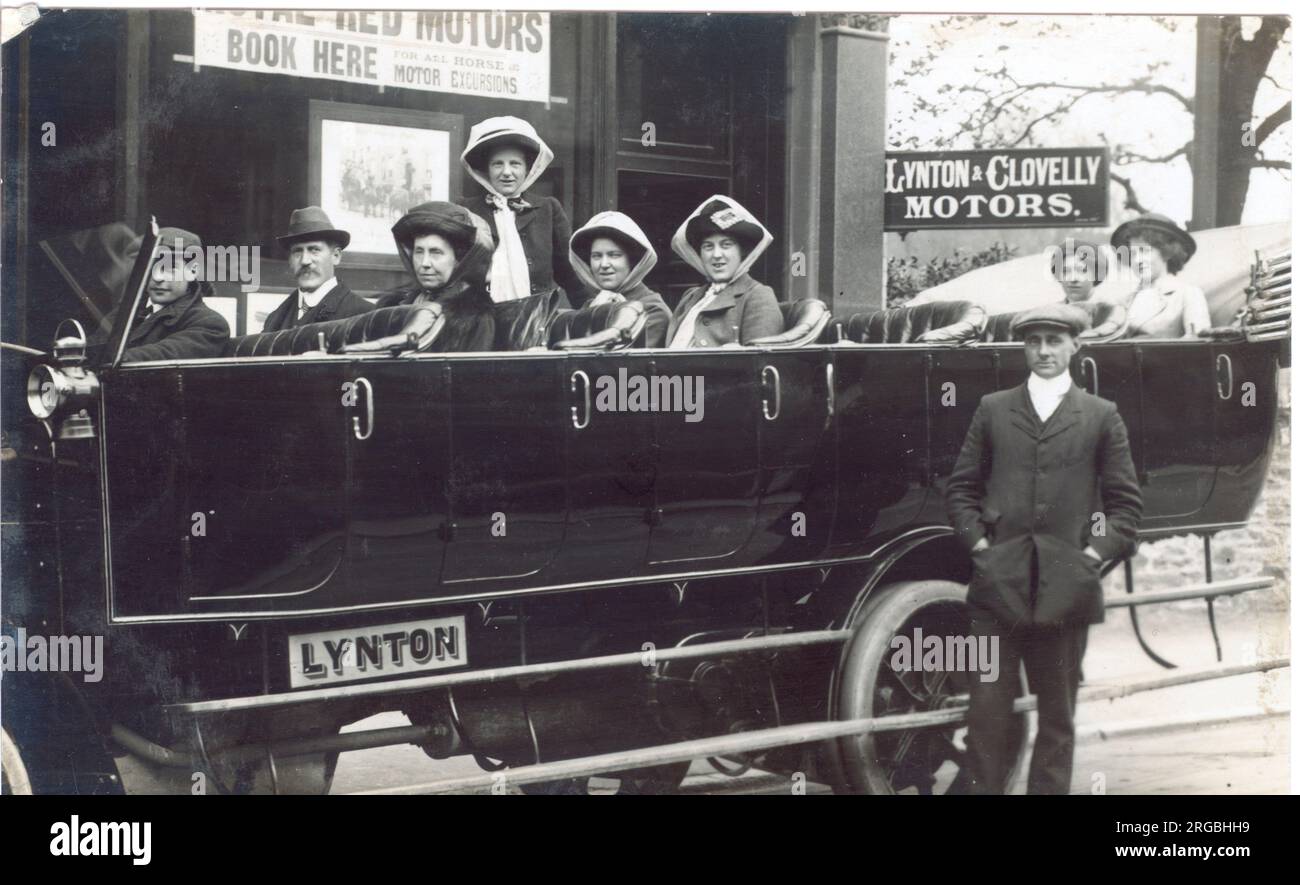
1252;158;1292;171
1255;100;1292;145
1110;173;1150;215
1113;142;1193;166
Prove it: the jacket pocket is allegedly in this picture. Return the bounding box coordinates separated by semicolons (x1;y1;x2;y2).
1032;534;1104;626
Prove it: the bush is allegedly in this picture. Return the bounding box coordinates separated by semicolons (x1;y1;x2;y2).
887;242;1018;307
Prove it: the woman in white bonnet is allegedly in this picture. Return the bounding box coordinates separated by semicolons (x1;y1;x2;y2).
457;116;586;307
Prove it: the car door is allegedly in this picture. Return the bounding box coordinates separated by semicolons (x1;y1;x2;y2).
928;347;1002;492
826;347;931;556
343;356;452;604
646;350;761;566
1209;339;1278;522
553;351;656;585
440;353;568;585
103;359;353;620
1128;341;1216;522
750;348;838;563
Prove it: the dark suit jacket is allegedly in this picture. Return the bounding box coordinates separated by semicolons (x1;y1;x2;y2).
262;280;374;333
457;194;586;306
664;274;783;347
119;289;230;362
945;382;1143;627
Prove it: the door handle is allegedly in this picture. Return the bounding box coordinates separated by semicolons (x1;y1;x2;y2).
1080;356;1098;396
570;369;591;430
824;361;835;430
1216;353;1233;400
352;376;374;441
761;364;781;421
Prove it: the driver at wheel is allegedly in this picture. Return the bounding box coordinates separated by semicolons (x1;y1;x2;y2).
946;302;1142;794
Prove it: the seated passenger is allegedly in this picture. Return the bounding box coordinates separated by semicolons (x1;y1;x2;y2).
117;227;230;362
664;196;782;348
262;206;374;332
376;202;496;352
568;211;671;347
1110;213;1210;338
1050;238;1108;304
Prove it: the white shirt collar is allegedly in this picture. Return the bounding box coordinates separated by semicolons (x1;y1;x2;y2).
298;277;338;311
1026;371;1072;422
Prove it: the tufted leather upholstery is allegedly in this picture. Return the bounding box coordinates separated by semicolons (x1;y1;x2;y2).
548;300;647;350
749;299;831;348
832;300;987;345
983;299;1129;343
221;305;442;357
493;290;561;351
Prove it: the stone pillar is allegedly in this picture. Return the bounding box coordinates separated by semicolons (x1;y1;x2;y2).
814;14;889;313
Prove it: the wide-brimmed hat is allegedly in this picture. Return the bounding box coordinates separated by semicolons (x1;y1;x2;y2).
392;201;480;258
1011;302;1091;337
1109;213;1196;259
684;198;765;255
463;126;541;173
571;224;646;264
277;206;351;250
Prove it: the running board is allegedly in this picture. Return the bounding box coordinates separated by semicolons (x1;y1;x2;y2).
1104;576;1273;608
347;657;1290;795
168;628;852;715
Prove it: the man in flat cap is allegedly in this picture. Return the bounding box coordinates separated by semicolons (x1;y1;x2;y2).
262;206;373;332
99;227;230;363
946;302;1142;794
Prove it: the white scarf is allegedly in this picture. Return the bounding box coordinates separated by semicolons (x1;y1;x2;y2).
461;117;555;303
485;194;532;302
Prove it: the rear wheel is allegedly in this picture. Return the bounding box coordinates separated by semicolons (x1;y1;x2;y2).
833;580;1029;794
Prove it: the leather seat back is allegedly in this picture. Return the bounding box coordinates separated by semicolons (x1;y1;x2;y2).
834;300;987;345
750;298;831;348
493;290;561;351
548;300;647;350
221;305;439;357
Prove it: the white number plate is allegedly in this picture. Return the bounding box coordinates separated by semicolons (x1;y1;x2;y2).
288;616;467;688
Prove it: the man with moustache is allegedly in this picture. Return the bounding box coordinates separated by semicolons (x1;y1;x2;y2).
946;303;1142;794
262;207;373;332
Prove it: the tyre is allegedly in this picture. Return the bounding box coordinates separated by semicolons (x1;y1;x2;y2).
833;580;1029;794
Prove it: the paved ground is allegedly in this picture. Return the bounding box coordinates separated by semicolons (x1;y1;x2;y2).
331;603;1290;795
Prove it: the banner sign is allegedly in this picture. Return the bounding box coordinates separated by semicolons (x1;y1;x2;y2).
193;10;550;103
884;147;1109;231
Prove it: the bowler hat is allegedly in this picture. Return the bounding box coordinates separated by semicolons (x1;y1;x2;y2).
277;206;351;250
684;199;764;255
1011;302;1091;337
1109;213;1196;259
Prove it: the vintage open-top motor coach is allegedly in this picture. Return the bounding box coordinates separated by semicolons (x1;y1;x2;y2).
2;220;1289;795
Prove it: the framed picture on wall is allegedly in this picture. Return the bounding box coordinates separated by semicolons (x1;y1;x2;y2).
309;100;464;269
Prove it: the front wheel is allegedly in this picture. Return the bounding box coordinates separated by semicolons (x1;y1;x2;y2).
832;580;1029;794
1;727;34;795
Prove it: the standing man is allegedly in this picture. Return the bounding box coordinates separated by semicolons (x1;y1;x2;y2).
946;303;1142;794
262;206;373;333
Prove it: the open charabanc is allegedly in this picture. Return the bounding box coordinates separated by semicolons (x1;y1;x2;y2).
1;219;1290;795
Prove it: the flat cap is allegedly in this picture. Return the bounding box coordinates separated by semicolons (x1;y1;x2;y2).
1010;302;1091;337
